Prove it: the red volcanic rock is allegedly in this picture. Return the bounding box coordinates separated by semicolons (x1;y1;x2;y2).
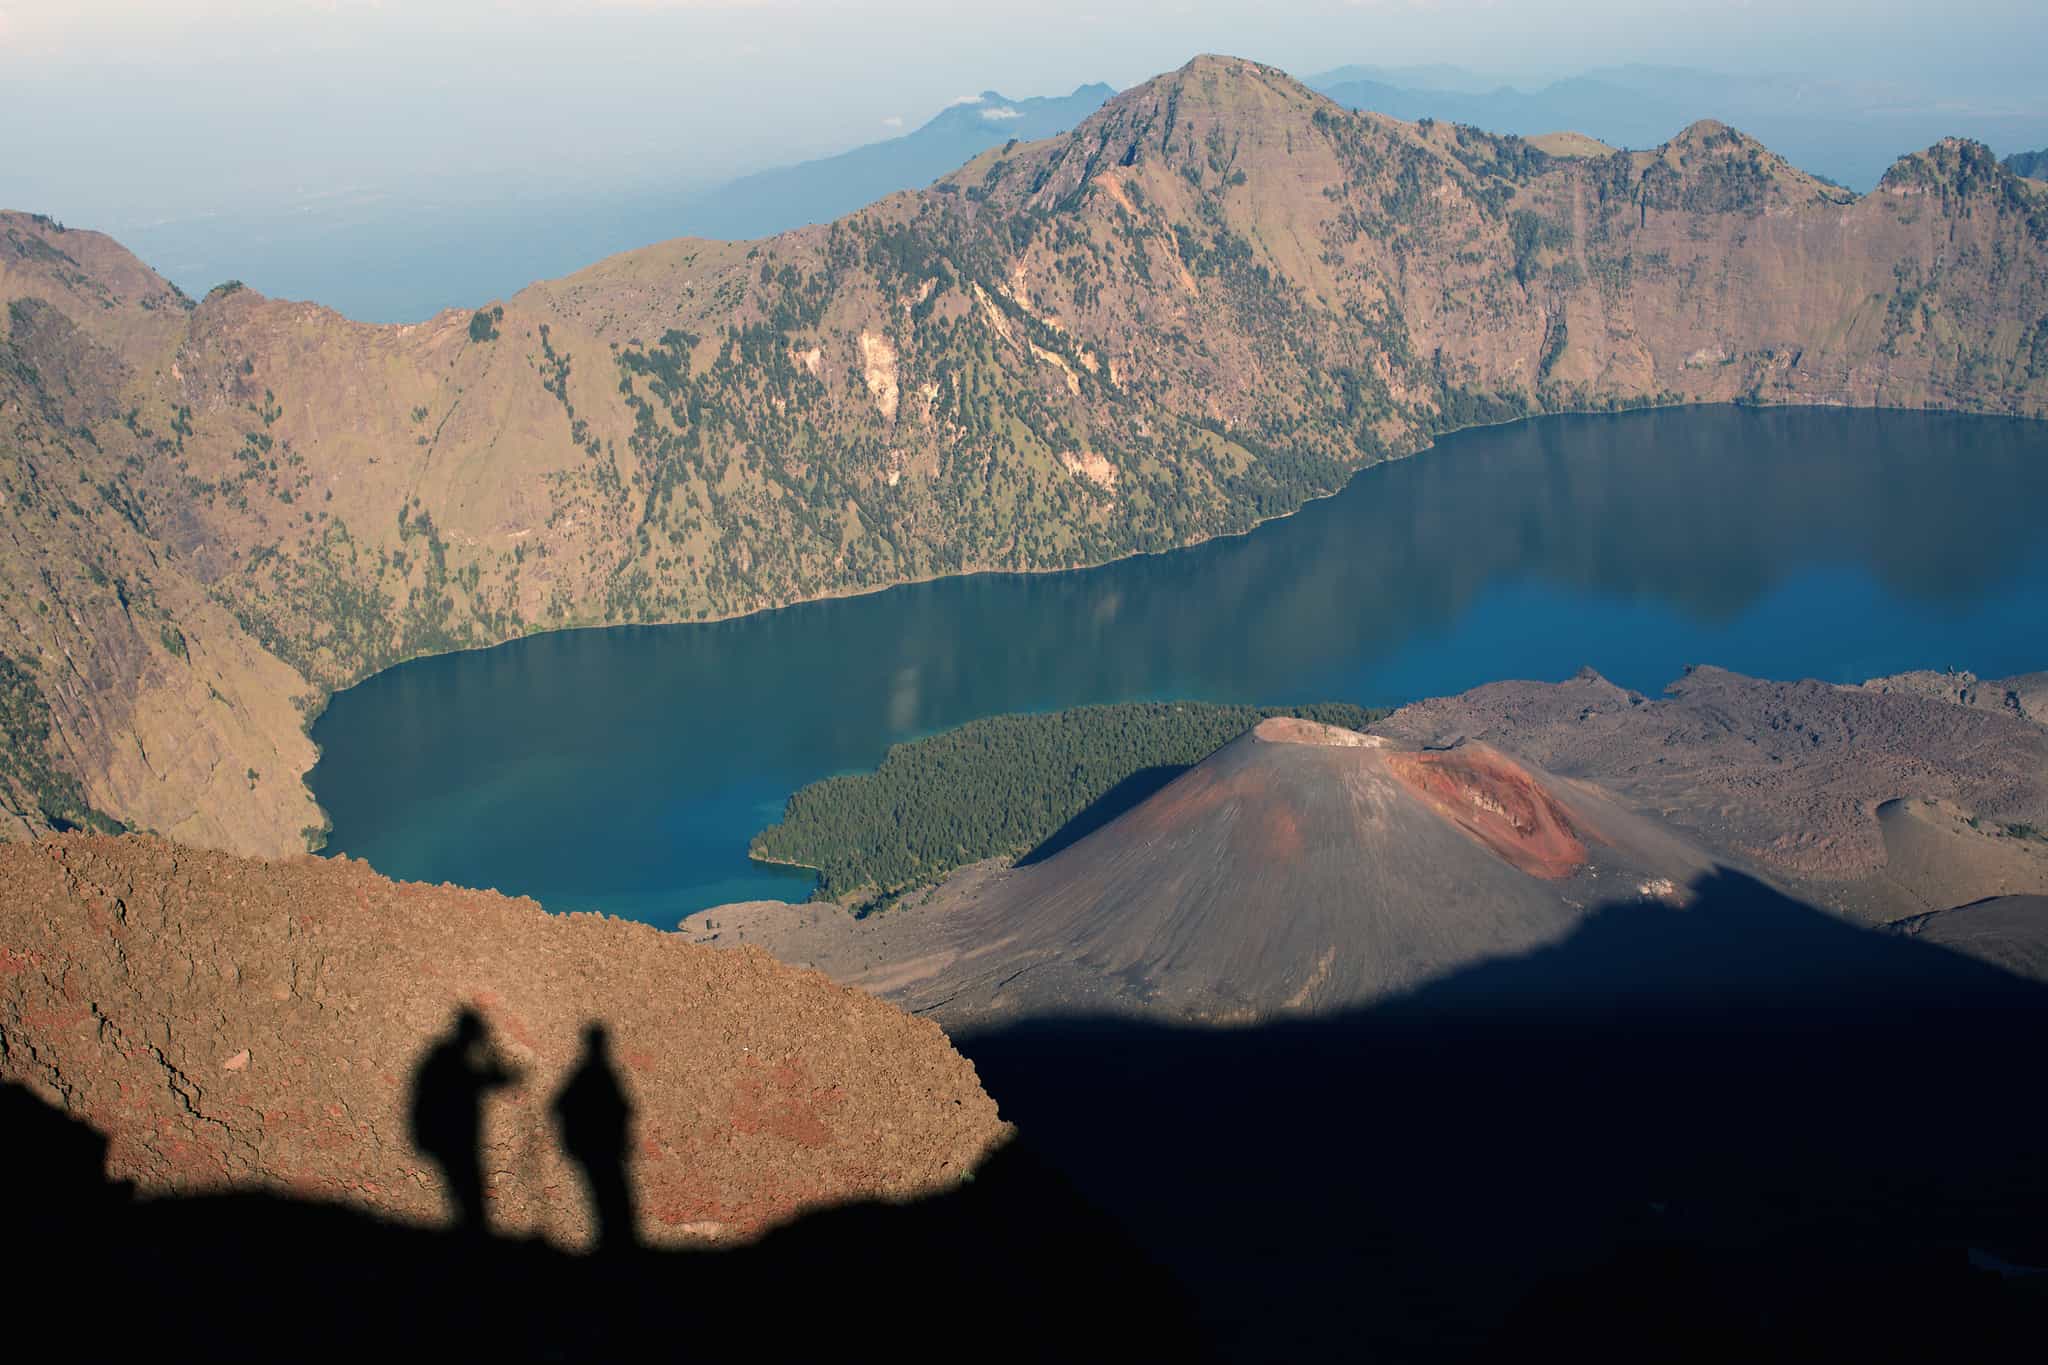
0;834;1008;1247
1383;744;1589;880
1376;665;2048;909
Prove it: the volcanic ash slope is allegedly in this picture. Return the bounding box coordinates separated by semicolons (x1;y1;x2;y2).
0;834;1008;1247
718;718;1715;1026
1379;664;2048;924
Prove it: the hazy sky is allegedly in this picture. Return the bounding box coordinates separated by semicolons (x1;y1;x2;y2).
5;0;2047;232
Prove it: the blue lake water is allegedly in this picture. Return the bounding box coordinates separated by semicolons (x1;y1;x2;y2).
309;406;2048;923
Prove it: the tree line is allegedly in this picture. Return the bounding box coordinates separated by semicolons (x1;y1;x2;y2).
750;700;1387;906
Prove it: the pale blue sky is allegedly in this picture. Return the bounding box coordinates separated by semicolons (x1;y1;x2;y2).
5;1;2045;233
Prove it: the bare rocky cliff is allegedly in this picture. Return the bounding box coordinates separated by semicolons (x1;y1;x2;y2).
0;833;1008;1246
4;54;2046;852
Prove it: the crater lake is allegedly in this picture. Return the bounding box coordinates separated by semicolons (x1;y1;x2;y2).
309;406;2048;923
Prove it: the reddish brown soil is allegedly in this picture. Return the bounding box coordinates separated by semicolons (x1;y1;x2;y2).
1383;745;1590;879
0;835;1008;1247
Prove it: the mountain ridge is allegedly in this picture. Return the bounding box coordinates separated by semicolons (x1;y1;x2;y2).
110;83;1119;324
4;53;2047;853
2008;147;2048;181
1309;62;2048;191
668;82;1118;243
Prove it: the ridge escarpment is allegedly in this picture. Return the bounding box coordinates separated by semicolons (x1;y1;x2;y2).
5;54;2048;851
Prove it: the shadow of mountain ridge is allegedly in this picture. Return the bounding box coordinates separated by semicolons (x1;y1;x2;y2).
951;868;2048;1360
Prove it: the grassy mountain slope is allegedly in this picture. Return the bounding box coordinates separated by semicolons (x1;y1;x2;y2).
3;55;2047;855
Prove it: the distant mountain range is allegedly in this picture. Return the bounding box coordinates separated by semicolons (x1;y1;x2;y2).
2011;148;2048;179
110;63;2047;322
674;85;1116;242
117;84;1114;324
1307;64;2048;192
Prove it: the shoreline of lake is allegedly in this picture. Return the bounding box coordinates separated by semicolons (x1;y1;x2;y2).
309;405;2048;924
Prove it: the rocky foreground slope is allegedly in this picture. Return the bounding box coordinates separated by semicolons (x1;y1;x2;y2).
0;833;1007;1246
5;54;2047;853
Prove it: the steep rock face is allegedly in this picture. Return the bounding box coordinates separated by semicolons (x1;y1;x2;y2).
0;244;321;850
0;834;1007;1246
3;55;2047;851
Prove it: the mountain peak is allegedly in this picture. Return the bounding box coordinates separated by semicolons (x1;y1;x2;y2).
1177;52;1275;75
1164;53;1322;104
798;723;1705;1024
955;52;1336;213
912;83;1115;144
1641;117;1840;211
1880;136;2031;203
1670;116;1739;143
1250;716;1385;748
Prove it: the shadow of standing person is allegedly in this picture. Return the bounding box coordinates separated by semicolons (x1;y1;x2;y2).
553;1023;637;1252
409;1007;521;1235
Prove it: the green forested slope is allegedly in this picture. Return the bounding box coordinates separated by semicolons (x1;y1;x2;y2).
751;701;1385;903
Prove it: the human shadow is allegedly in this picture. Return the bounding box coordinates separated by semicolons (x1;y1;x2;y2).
2;1078;1194;1362
409;1007;522;1234
1;1078;133;1224
8;869;2046;1361
553;1022;637;1251
1017;763;1190;865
